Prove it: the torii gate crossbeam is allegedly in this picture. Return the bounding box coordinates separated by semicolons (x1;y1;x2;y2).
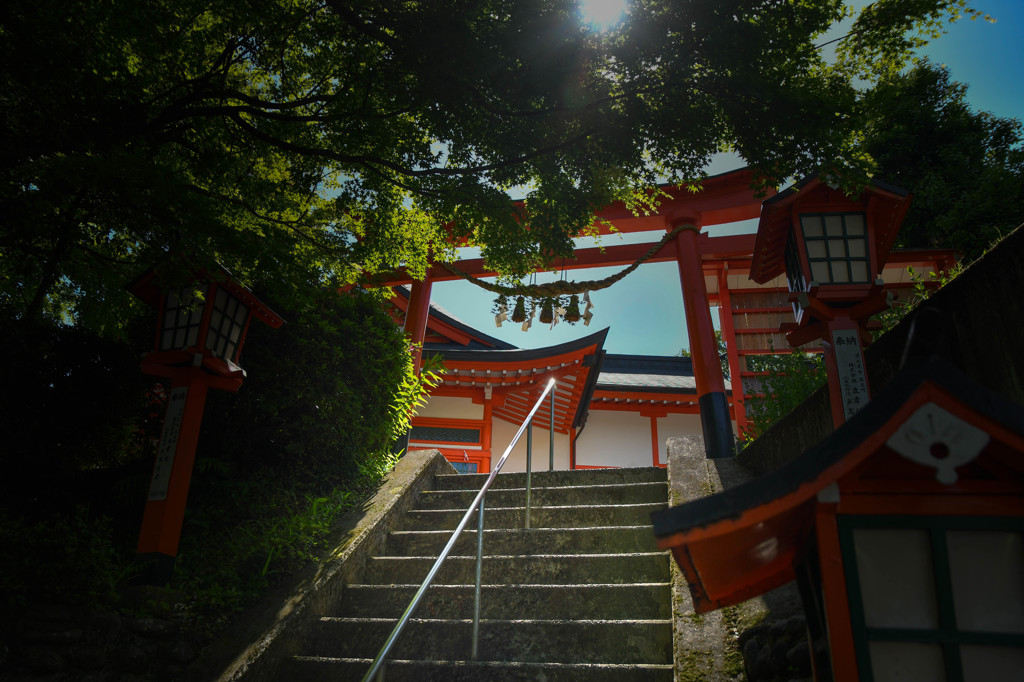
390;167;772;459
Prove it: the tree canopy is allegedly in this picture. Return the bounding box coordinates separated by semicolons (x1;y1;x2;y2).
1;0;985;334
862;61;1024;260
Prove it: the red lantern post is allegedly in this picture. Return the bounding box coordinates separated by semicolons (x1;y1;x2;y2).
128;266;283;583
750;176;913;427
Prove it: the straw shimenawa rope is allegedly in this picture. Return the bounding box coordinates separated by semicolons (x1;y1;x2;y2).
439;223;695;298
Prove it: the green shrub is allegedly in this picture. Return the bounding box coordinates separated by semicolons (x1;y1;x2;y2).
0;507;134;611
0;319;157;508
2;287;440;636
165;289;440;618
742;351;826;444
196;289;423;484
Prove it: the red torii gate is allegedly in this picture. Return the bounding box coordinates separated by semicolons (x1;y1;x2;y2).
378;167;770;459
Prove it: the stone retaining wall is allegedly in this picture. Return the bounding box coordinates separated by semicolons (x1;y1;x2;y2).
0;450;453;682
738;224;1024;476
4;600;197;681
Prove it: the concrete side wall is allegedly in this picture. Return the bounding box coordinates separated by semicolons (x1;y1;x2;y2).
186;450;454;682
575;410;708;469
491;417;572;472
415;395;483;419
657;413;709;467
576;410;654;468
738;224;1024;476
666;437;803;681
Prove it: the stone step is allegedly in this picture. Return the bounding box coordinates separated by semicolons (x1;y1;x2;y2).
432;466;667;491
284;656;674;681
416;481;668;509
308;617;674;665
337;582;672;620
362;552;670;585
400;502;666;531
385;525;659;556
275;465;675;682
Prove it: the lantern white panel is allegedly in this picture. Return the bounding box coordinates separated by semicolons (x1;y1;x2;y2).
810;261;830;283
854;528;939;629
825;215;843;236
801;215;824;237
869;642;947;682
845;213;866;235
948;530;1024;634
960;645;1024;682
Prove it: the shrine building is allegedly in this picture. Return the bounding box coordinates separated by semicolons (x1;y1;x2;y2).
377;169;956;473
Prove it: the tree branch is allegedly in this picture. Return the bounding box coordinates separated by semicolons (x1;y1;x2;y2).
185;184;341;253
227;111;594;179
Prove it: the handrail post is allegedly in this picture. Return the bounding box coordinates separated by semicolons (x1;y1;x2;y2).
472;496;485;659
525;417;532;530
360;379;554;682
549;384;555;471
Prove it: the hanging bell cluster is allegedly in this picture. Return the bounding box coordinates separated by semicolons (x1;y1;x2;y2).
521;304;535;331
491;291;595;331
563;295;581;323
582;290;595;326
511;296;527;323
539;298;554;325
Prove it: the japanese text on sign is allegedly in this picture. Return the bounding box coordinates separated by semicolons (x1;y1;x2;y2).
832;329;869;420
148;386;188;501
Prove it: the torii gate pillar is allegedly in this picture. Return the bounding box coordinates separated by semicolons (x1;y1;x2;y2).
405;276;433;373
673;222;735;458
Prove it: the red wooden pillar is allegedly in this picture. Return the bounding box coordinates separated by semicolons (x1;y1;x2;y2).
674;222;735;459
649;414;661;467
570;431;576;471
136;366;215;583
404;276;433;373
820;316;872;428
716;267;748;436
482;393;493;474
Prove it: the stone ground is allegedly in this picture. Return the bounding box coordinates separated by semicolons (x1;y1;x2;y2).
666;436;810;682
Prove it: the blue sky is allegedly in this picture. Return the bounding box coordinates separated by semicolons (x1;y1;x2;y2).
429;1;1024;356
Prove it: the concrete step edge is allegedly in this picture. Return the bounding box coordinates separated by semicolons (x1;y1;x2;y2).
322;617;672;625
344;582;672;588
434;467;667;482
424;482;668;494
372;548;667;557
294;656;674;670
387;522;651;532
410;502;666;512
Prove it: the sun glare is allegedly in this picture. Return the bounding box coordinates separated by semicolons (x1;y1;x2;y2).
579;0;627;31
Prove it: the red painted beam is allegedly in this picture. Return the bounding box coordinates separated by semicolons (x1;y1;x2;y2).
372;234;761;287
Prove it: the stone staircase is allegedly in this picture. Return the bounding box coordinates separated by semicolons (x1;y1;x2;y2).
280;466;673;681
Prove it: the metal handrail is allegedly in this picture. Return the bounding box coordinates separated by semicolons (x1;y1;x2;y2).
361;378;557;681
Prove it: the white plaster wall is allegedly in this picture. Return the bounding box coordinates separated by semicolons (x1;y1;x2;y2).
491;417;572;472
416;395;483;420
654;413;705;466
574;410;655;468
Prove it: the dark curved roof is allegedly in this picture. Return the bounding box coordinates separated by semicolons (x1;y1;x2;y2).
597;354;698;393
650;356;1024;612
393;285;517;350
428;328;609;431
436;328;608;363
